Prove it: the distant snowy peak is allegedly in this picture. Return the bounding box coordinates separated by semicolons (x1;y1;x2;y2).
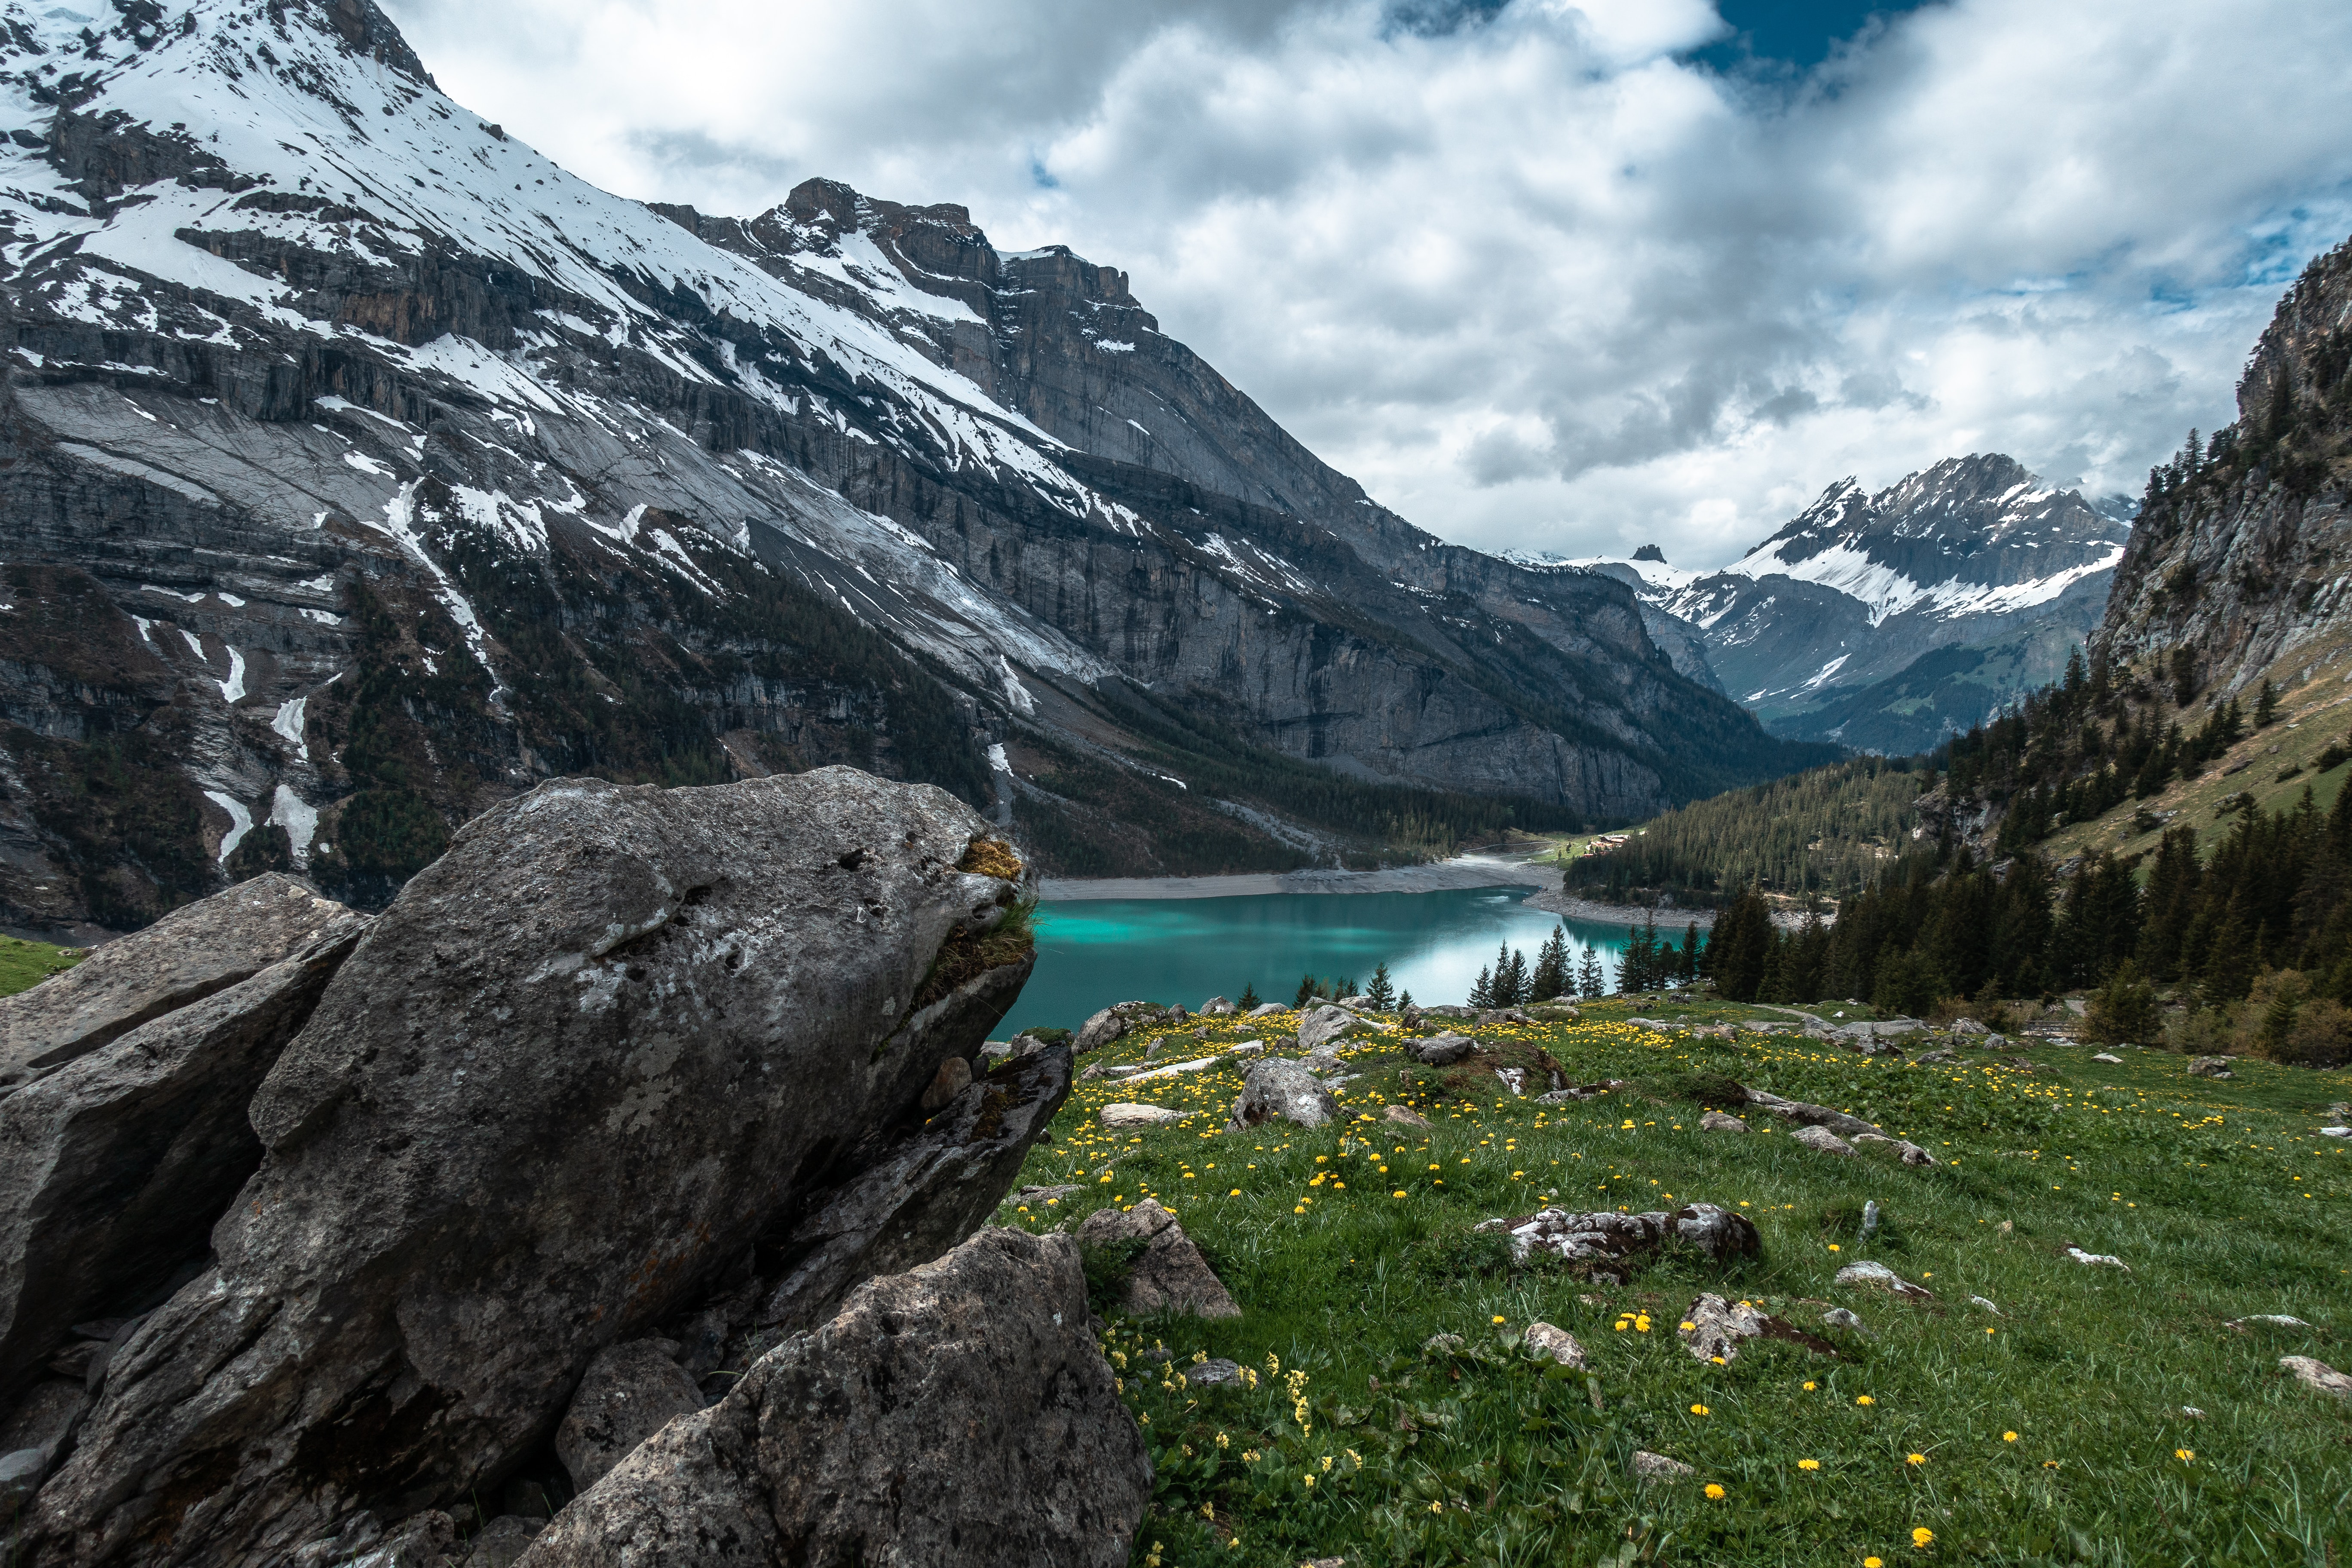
1733;454;2130;623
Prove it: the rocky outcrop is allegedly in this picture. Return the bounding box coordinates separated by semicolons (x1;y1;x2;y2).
515;1229;1150;1568
2093;235;2352;697
25;769;1043;1568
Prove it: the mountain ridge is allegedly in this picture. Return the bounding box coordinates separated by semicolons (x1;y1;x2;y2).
0;0;1825;930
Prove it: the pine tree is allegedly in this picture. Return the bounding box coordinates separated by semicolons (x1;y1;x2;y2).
1365;962;1395;1010
1681;922;1702;986
1467;965;1495;1009
1577;947;1605;1000
1712;887;1773;1001
2255;678;2280;727
1531;925;1570;1001
1238;981;1260;1011
1397;988;1416;1013
1294;973;1317;1008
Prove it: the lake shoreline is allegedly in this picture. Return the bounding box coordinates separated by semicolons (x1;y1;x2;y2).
1037;853;1559;903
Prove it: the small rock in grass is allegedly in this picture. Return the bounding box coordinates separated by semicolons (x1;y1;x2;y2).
1699;1111;1748;1133
1851;1131;1937;1166
2180;1406;2205;1418
1246;1002;1286;1018
1952;1017;1991;1035
1412;1032;1476;1066
1834;1260;1935;1300
1303;1558;1345;1568
1076;1200;1240;1318
2227;1315;2310;1330
1494;1067;1528;1096
1791;1125;1856;1157
1522;1322;1586;1368
2319;1126;2352;1139
1188;1358;1245;1387
1226;1040;1265;1058
2091;1052;2122;1064
1099;1103;1182;1129
2065;1246;2130;1270
2281;1356;2352;1400
1969;1295;2003;1316
1200;995;1236;1016
2187;1055;2235;1079
1680;1293;1837;1363
1227;1059;1338;1130
1820;1307;1869;1334
1384;1104;1432;1128
1632;1451;1694;1485
1422;1332;1466;1355
1011;1184;1080;1207
1915;1048;1959;1064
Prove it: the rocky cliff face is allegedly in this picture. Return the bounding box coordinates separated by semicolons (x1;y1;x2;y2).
0;0;1823;927
2092;236;2352;695
1576;455;2131;753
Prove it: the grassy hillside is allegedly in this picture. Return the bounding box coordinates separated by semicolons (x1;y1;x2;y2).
0;934;80;997
2039;628;2352;866
1559;757;1929;910
1004;1002;2351;1568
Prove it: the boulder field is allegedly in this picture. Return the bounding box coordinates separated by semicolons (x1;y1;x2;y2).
0;769;1145;1568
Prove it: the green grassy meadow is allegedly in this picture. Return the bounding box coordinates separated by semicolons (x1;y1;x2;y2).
0;934;80;997
1000;1000;2352;1568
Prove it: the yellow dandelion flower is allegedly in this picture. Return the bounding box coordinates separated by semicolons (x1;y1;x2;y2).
1907;1453;1926;1466
1866;1559;1884;1568
1913;1526;1934;1548
1798;1458;1821;1470
1803;1381;1817;1391
1691;1403;1710;1415
1492;1315;1507;1324
2002;1431;2017;1442
2176;1448;2195;1462
1856;1395;1874;1406
1703;1483;1726;1499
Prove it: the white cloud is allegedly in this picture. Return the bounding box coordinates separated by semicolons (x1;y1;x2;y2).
381;0;2352;567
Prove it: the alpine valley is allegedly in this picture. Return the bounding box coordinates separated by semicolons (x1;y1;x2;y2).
1568;455;2135;755
0;0;1836;931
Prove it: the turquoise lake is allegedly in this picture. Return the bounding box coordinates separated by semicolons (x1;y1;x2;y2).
1006;887;1656;1034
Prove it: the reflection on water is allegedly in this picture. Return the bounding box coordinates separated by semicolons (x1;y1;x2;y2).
1008;887;1651;1034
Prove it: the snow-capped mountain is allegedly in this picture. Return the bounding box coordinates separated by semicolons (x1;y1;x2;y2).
0;0;1823;927
1569;456;2132;752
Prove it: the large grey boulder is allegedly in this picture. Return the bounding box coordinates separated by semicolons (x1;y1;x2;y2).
0;873;351;1090
30;771;1034;1568
1075;1199;1240;1318
556;1342;706;1493
1227;1058;1338;1130
516;1229;1151;1568
1296;1004;1374;1052
0;894;366;1403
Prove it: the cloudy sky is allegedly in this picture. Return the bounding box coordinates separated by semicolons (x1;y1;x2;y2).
380;0;2352;568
